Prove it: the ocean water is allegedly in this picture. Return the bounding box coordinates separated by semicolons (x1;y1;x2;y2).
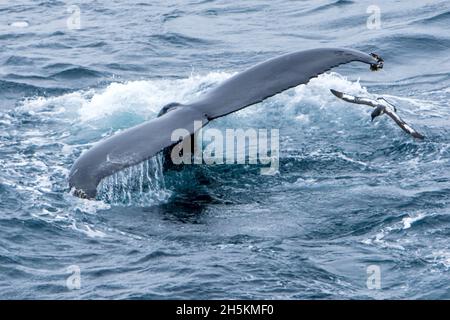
0;0;449;299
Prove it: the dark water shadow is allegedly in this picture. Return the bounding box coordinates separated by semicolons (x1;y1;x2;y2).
142;167;223;224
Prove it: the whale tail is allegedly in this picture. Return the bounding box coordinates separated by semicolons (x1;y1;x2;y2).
69;48;384;199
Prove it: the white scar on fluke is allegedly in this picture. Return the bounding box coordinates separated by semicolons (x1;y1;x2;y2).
330;89;424;140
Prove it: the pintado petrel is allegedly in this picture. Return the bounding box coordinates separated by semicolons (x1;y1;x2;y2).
330;89;424;139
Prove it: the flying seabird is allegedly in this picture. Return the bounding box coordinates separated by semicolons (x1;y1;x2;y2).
330;89;424;140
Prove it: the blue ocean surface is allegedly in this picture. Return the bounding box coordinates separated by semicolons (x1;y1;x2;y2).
0;0;449;299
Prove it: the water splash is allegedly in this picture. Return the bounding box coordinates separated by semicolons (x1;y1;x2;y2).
97;154;172;206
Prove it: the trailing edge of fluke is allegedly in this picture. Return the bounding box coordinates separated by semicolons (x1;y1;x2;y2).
69;48;384;199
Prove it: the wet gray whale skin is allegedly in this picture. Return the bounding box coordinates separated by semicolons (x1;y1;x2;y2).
69;48;383;198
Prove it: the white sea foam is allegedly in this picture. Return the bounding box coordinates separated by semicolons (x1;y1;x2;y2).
402;212;426;229
70;221;107;238
10;21;29;28
77;72;231;122
362;212;430;250
18;71;367;126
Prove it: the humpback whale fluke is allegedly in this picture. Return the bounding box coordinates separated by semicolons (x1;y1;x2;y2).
69;48;383;199
330;89;425;140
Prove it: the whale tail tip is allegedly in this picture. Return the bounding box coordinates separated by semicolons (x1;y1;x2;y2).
369;53;384;71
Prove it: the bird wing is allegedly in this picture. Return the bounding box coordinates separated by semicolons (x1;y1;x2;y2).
383;107;425;139
331;90;425;140
330;89;379;108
